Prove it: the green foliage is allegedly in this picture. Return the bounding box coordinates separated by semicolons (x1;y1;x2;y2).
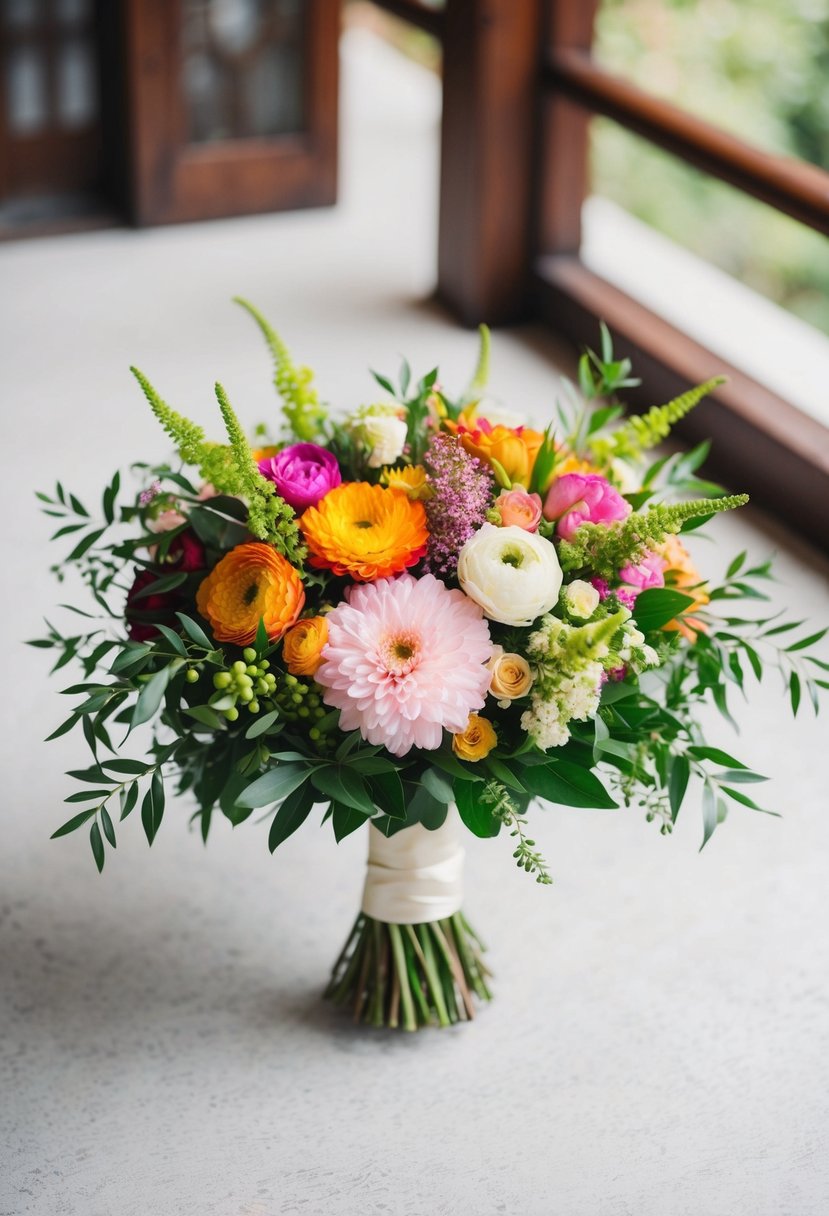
592;377;726;463
558;493;750;577
480;780;553;884
212;381;305;559
234;296;328;440
461;324;491;405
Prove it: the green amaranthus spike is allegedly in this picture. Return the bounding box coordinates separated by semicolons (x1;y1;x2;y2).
130;367;208;466
558;493;749;577
461;324;491;405
593;376;726;464
234;297;327;441
213;382;305;562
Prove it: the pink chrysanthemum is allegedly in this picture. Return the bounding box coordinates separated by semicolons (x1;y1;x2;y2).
315;573;493;757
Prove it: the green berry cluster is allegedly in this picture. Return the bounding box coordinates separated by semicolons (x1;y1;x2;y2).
273;672;337;753
209;648;277;722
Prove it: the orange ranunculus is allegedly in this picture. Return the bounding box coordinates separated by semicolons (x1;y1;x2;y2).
300;482;428;582
196;542;305;646
283;616;329;677
447;418;544;486
660;534;710;641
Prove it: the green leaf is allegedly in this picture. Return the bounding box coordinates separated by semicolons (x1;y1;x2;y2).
484;758;526;793
786;628;828;653
715;769;768;784
236;763;309;809
367;768;407;820
66;527;107;561
790;671;801;716
51;808;97;838
244;709;280;739
110;644;152;676
726;551;746;579
120;782;139;820
427;748;483;782
184;705;226;730
102;470;121;524
632;588;696;632
154;624;188;657
45;713;81;742
687;745;748;769
523;760;617;809
268;784;315;851
100;807;117;848
64;789;112;803
421;767;454;805
175;612;213;650
668;754;690;820
454;779;500;837
701;782;717;850
722;787;779;815
310;766;375;816
90;820;105;873
332;801;370;843
131;665;172;729
130;570;188;600
141;771;165;845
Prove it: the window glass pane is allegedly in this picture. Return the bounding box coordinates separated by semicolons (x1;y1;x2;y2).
587;118;829;423
56;36;97;128
182;0;306;144
5;43;48;133
594;0;829;171
2;0;44;29
54;0;92;25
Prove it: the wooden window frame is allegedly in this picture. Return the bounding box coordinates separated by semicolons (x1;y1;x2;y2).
368;0;829;553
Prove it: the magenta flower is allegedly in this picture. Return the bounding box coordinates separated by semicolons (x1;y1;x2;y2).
258;443;341;512
543;473;631;541
315;573;493;756
619;551;667;595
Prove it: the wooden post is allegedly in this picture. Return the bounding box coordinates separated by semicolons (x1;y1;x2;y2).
437;0;543;326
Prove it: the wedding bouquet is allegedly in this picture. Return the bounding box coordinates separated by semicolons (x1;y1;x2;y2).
34;301;827;1031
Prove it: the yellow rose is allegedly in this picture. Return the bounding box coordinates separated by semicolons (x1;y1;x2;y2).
452;713;497;762
488;651;533;703
282;616;329;677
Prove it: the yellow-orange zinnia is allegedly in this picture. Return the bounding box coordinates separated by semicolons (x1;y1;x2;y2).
196;542;305;646
300;482;428;582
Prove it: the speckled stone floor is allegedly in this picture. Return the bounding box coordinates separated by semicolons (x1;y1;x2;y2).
1;30;828;1216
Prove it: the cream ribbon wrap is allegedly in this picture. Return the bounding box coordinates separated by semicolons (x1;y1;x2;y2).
361;809;465;925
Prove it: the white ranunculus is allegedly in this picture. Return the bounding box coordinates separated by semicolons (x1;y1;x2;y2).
562;578;600;621
457;524;563;626
359;414;409;468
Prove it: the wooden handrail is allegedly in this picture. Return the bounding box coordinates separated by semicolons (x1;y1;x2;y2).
544;49;829;236
368;0;446;39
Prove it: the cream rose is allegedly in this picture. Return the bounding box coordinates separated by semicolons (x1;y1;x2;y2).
562;578;600;621
457;524;563;627
355;412;408;468
488;649;533;706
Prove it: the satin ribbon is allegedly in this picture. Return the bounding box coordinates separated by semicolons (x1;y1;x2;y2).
361;810;465;925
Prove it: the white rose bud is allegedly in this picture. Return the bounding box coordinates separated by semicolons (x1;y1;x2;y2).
359;414;409;468
458;524;563;627
562;578;600;620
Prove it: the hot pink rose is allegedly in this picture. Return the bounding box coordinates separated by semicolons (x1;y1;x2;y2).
619;551;667;595
495;487;542;532
543;473;631;541
259;443;341;512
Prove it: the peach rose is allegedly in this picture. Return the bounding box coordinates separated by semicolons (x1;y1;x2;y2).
488;650;533;705
495;487;542;532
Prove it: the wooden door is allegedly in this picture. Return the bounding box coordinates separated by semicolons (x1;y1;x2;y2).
0;0;103;220
123;0;339;226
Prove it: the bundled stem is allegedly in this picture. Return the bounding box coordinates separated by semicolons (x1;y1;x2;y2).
325;912;491;1031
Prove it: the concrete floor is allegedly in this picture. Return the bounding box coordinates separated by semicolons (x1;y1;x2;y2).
2;31;828;1216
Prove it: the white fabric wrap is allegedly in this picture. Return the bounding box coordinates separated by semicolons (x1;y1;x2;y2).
361;811;465;925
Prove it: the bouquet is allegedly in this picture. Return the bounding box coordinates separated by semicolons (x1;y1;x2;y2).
34;301;828;1031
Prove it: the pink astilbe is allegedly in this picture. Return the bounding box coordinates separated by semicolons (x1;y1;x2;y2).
423;432;494;578
315;573;493;756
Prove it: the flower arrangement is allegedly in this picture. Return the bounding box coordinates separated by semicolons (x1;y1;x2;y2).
34;302;828;1031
